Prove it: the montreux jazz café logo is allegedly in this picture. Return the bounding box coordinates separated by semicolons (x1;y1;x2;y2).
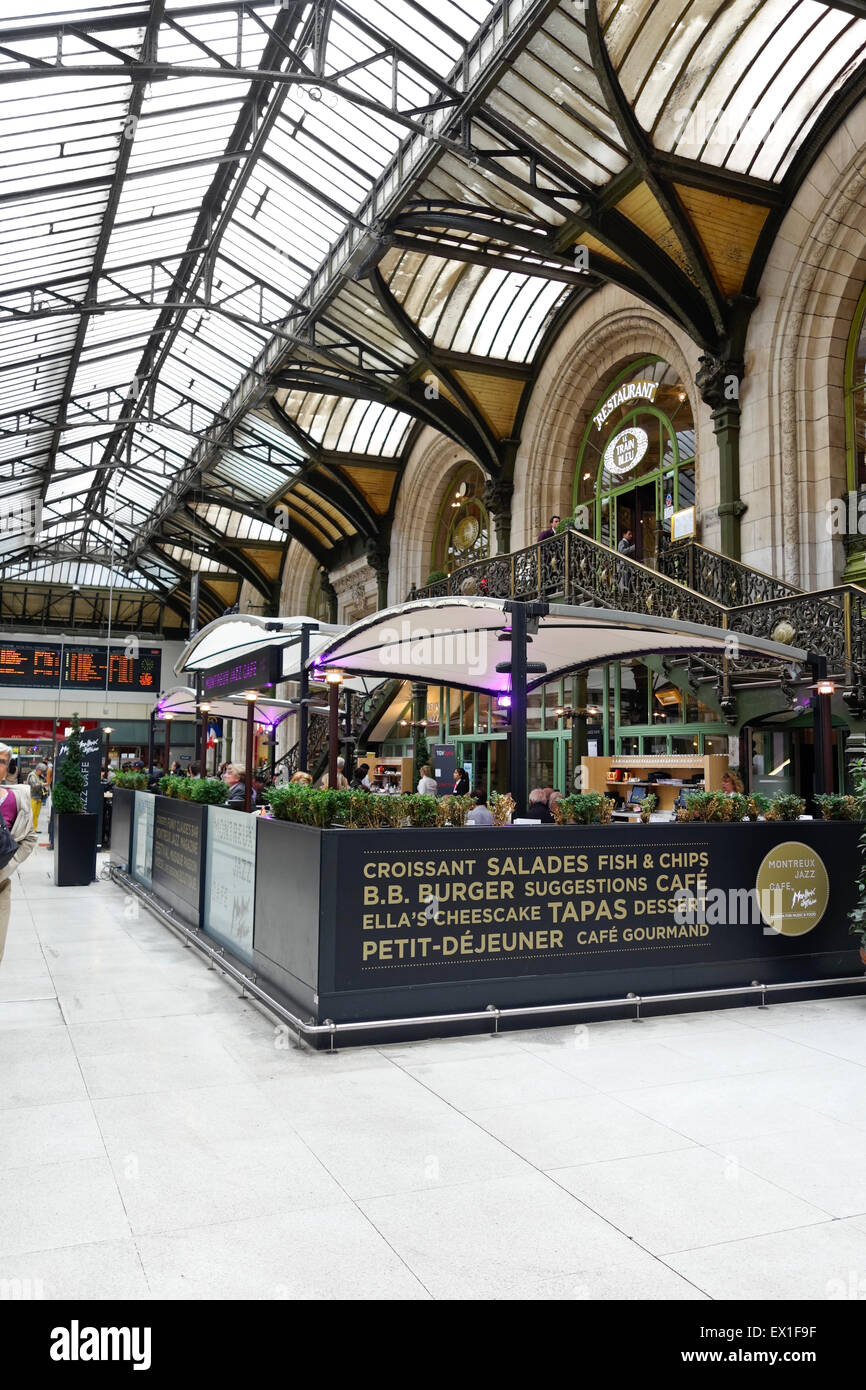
204;657;260;692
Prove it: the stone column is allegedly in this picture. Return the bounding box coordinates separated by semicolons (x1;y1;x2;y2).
482;478;515;555
364;538;390;611
412;681;429;784
319;567;337;624
696;353;746;561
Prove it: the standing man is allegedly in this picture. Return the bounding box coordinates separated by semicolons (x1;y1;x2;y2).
27;761;47;831
0;743;37;967
618;528;636;557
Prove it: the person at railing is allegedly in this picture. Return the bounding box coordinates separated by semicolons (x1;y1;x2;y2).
466;789;494;826
537;515;561;542
618;529;636;557
417;763;438;795
525;787;553;823
223;763;256;812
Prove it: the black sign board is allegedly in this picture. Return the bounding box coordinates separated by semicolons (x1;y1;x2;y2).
328;822;858;994
432;744;456;793
200;646;281;700
56;732;103;818
151;798;206;928
0;640;161;692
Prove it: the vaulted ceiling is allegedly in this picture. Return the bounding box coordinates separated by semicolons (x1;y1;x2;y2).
2;0;866;632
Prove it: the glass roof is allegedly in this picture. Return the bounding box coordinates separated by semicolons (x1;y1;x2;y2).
1;0;865;603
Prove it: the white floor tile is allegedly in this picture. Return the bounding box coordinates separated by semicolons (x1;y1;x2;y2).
470;1092;694;1169
668;1219;866;1300
551;1148;829;1256
136;1207;430;1300
0;1157;131;1258
0;1100;104;1170
706;1116;866;1219
359;1173;704;1300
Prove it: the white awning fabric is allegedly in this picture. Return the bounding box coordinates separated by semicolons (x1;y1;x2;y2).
156;687;306;729
175;614;345;677
311;598;809;694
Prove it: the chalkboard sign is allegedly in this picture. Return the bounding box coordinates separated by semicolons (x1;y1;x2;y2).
56;732;103;818
151;798;206;928
432;744;456;794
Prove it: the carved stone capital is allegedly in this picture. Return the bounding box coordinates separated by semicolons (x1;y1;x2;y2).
696;354;744;412
482;478;514;518
364;537;390;574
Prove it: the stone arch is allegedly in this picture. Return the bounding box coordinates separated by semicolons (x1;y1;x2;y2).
388;427;474;602
745;98;866;588
512;283;709;550
278;539;319;617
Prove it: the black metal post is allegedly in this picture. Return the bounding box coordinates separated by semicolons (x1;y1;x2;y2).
164;718;171;776
328;680;340;787
298;623;314;773
509;602;528;819
147;712;155;774
194;672;202;764
244;701;255;813
809;655;833;796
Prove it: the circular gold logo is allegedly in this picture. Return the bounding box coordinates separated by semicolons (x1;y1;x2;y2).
454;515;480;550
755;840;829;937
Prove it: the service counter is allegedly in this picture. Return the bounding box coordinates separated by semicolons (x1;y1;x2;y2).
111;789;864;1046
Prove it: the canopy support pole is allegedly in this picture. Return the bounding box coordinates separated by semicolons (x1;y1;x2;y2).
509;602;528;819
809;653;834;796
298;623;314;774
328;680;340;787
244;701;254;813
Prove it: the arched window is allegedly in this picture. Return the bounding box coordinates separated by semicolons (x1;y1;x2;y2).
574;358;695;563
430;462;489;576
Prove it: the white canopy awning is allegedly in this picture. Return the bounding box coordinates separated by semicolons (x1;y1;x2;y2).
175;613;345;678
156;686;318;729
311;598;810;694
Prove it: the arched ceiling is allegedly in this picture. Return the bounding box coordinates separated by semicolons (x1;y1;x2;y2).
2;0;866;630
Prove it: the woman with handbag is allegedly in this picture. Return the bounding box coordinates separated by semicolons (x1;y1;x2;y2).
0;742;38;967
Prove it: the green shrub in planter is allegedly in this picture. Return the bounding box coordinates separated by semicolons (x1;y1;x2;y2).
435;794;474;826
764;793;806;822
552;792;613;825
405;794;439;827
814;793;860;820
848;759;866;955
158;774;184;798
188;777;229;805
114;770;147;790
176;777;194;801
747;792;772;821
52;711;86;814
424;569;447;585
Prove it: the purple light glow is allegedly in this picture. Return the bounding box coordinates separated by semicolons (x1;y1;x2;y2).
497;694;512;709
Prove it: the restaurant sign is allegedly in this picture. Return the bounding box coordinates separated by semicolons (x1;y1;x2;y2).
593;379;659;431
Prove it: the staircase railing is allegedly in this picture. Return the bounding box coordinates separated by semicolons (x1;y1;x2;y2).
657;538;802;605
410;529;866;704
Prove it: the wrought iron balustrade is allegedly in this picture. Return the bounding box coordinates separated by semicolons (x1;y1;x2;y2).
658;539;802;606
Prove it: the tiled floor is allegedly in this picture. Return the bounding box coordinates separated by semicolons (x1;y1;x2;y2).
2;844;866;1300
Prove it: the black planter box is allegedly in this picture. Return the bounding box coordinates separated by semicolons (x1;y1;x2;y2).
54;813;99;886
252;819;863;1046
109;787;134;871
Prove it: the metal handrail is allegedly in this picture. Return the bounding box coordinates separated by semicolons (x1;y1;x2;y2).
111;867;865;1050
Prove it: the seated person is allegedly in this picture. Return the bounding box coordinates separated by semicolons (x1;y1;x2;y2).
524;787;553;823
223;763;256;811
466;789;494;826
548;790;563;821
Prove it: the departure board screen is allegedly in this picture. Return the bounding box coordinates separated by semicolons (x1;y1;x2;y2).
0;641;161;691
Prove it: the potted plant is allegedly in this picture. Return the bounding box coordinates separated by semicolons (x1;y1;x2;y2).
553;792;613;825
53;712;99;886
639;793;657;824
188;777;229;805
490;791;515;826
746;792;772;821
405;794;439;827
764;793;806;822
814;793;859;820
435;794;474;827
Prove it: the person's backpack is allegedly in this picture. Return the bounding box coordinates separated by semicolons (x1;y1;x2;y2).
0;792;19;870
